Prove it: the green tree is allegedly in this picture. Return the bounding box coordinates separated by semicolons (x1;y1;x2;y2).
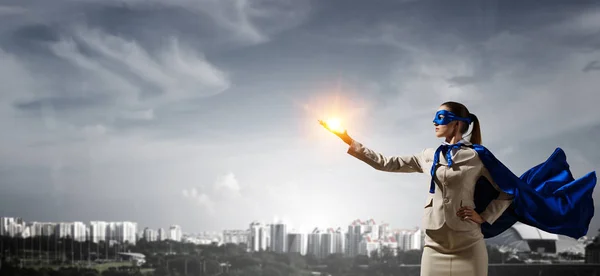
263;266;282;276
304;254;318;266
402;249;422;264
231;266;262;276
153;266;171;276
323;253;352;274
380;247;396;265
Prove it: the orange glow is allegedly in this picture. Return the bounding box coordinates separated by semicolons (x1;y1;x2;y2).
285;77;374;154
324;118;345;133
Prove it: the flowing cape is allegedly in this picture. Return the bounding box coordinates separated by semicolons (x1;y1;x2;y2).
470;145;597;239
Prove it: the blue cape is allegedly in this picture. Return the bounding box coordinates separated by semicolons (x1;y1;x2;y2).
470;145;597;239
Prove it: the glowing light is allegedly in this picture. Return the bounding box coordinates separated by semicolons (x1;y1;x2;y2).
324;118;345;133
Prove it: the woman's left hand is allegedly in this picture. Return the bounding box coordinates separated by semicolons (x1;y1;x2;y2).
457;206;485;224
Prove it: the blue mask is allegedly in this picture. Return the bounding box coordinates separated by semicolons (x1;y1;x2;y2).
433;110;472;125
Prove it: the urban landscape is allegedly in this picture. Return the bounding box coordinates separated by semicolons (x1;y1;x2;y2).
2;216;600;275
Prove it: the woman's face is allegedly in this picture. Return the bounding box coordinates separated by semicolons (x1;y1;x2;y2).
434;105;459;138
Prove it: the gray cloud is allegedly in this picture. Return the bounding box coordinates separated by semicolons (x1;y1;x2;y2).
0;0;598;233
583;61;600;72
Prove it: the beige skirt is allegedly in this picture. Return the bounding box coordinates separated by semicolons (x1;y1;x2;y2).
420;224;488;276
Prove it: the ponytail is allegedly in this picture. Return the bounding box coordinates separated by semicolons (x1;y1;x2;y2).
441;101;482;144
469;113;482;145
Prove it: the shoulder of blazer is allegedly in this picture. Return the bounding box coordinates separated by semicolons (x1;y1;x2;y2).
452;147;478;165
422;148;436;163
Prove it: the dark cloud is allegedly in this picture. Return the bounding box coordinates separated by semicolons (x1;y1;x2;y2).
583;61;600;72
0;0;599;232
14;95;110;112
11;24;60;43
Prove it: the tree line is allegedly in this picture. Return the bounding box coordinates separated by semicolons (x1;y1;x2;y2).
0;236;585;276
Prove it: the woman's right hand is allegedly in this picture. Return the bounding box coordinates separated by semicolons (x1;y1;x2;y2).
318;119;353;145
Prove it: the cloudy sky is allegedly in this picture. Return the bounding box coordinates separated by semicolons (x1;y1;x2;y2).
0;0;599;234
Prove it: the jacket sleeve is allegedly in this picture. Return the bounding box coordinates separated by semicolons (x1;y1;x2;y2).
479;166;514;225
347;140;427;173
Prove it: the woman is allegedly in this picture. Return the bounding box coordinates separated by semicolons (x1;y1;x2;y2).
320;101;514;276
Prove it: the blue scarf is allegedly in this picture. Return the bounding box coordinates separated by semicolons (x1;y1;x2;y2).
429;142;465;193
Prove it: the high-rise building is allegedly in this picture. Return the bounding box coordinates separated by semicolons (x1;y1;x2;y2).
249;222;269;252
287;233;307;255
57;222;73;238
27;222;40;237
319;228;345;258
358;235;380;256
90;221;108;243
143;227;158;242
270;223;287;253
379;223;391;239
346;219;368;257
412;228;423;250
86;226;91;241
307;228;322;258
103;221;138;244
157;228;167;241
321;230;333;258
1;217;25;237
41;223;56;237
333;228;345;254
0;217;12;236
395;228;423;251
106;222;117;242
114;221;138;244
72;221;87;241
169;225;182;242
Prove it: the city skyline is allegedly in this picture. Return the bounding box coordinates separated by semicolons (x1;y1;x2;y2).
1;0;599;234
0;214;588;261
1;215;428;259
0;215;420;236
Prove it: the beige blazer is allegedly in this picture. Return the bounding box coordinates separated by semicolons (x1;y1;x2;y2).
347;140;513;232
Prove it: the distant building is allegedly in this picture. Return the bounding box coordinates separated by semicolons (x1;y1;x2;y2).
72;222;87;242
90;221;108;242
0;217;25;237
143;227;158;242
169;225;182;242
321;228;345;257
395;228;423;251
270;224;288;253
118;252;146;266
486;222;559;254
223;230;249;245
346;219;378;257
287;233;307;255
249;222;269;252
307;228;322;258
158;228;167;241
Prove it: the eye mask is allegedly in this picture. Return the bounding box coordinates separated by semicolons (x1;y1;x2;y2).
433;110;472;125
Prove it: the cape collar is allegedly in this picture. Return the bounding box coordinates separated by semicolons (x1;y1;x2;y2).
437;139;475;165
442;139;471;146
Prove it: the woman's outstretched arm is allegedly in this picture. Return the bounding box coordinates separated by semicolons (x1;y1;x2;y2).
318;119;427;173
347;140;427;173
